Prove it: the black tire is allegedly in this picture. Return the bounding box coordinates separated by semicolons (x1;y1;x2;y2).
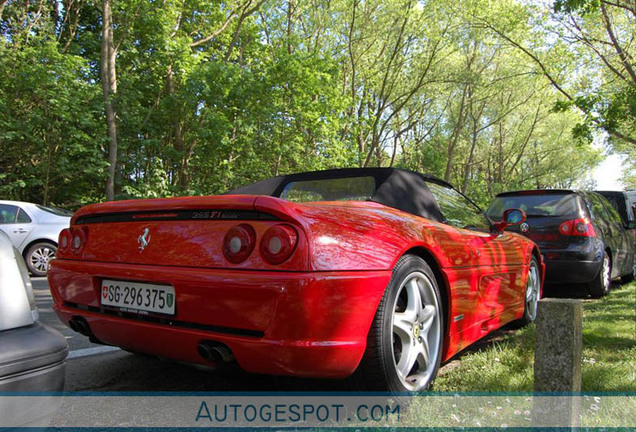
356;255;444;392
517;255;541;326
589;251;611;298
24;241;57;277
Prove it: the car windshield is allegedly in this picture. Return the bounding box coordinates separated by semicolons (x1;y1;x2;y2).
280;176;376;203
487;193;579;219
36;205;73;217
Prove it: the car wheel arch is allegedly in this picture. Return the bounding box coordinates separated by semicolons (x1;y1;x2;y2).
23;239;58;276
531;247;543;286
604;247;614;277
353;250;449;390
22;239;57;258
398;246;451;356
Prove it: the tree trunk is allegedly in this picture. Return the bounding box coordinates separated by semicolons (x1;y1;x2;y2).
101;0;118;201
461;123;479;194
43;138;52;206
444;86;468;182
286;0;294;55
0;0;7;22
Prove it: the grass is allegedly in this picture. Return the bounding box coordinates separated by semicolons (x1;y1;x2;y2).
433;282;636;392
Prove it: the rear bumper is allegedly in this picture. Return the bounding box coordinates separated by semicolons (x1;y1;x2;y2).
0;322;67;392
48;259;391;378
539;238;603;284
544;259;601;284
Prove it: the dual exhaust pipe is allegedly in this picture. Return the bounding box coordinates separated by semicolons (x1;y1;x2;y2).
197;341;234;364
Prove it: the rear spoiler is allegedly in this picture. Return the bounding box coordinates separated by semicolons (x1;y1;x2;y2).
71;195;307;227
496;190;576;197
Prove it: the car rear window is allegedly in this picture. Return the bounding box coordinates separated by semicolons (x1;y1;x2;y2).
280;176;376;203
487;193;580;219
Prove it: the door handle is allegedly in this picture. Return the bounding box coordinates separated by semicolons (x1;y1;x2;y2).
13;229;27;234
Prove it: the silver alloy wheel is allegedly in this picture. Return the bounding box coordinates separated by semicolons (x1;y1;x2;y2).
391;271;441;391
525;260;540;321
601;254;611;292
29;245;55;273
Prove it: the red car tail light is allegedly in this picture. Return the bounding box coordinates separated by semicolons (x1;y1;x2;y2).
559;218;597;237
260;224;298;265
223;224;256;264
58;229;71;252
70;227;87;254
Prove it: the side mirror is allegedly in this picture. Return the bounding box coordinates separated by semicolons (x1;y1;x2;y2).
493;208;527;233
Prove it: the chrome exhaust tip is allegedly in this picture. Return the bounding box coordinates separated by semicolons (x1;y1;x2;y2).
197;341;234;363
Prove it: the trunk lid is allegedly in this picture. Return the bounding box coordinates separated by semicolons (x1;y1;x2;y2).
61;195;309;271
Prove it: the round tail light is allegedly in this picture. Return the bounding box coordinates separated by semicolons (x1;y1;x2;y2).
71;227;87;254
260;224;298;265
58;228;71;252
223;224;256;263
559;221;572;235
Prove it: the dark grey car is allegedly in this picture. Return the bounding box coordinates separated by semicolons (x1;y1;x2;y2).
487;190;636;297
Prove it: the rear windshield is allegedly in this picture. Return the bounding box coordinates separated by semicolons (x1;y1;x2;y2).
280;176;376;203
487;193;580;219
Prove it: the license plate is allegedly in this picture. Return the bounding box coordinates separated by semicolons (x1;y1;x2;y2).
101;279;175;315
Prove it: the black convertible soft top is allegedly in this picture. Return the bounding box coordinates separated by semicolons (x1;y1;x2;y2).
228;167;452;222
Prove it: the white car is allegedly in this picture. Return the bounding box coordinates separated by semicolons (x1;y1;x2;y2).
0;200;72;276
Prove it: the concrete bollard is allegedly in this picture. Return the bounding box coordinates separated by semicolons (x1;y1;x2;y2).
533;298;583;428
534;298;583;391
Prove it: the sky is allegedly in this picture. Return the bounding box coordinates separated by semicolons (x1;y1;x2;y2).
593;153;625;190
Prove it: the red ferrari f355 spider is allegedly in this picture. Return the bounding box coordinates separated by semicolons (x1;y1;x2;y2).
48;168;542;392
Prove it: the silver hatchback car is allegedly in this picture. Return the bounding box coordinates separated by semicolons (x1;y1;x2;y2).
0;230;67;389
0;230;67;425
0;200;71;276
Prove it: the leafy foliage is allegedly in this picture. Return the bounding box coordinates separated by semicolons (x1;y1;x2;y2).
0;0;608;209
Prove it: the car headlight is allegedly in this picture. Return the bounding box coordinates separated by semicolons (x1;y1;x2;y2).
13;247;38;321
